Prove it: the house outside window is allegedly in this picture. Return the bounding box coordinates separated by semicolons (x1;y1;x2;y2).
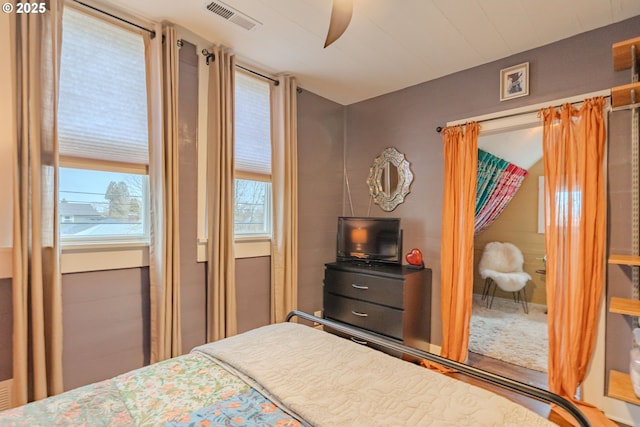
59;168;147;242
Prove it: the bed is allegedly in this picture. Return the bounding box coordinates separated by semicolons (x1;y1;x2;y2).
0;311;589;427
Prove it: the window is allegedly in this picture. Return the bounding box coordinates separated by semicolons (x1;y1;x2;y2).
59;168;148;243
58;7;149;244
234;71;272;239
235;178;271;235
555;188;582;226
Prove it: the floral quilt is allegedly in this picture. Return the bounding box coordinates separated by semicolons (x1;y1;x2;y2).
0;353;302;427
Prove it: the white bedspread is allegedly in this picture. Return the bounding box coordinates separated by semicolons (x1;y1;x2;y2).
194;323;556;427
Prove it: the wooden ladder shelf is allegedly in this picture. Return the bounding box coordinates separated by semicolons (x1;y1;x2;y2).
607;35;640;406
611;81;640;108
613;36;640;71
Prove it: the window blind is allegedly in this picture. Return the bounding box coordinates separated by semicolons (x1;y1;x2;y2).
58;7;148;165
235;71;271;176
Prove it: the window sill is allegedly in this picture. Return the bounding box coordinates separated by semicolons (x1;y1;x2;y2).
196;238;271;261
61;242;149;274
235;239;271;259
26;237;268;274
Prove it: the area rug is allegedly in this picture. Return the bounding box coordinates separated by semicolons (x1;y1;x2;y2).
468;294;548;372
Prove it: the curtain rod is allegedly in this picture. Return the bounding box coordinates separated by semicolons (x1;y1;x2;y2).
435;94;612;133
72;0;156;39
236;64;280;86
200;50;304;93
236;64;304;92
200;49;279;85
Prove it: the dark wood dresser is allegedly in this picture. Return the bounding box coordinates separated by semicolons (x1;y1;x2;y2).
323;261;432;355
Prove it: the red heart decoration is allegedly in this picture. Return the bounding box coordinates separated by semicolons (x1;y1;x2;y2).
406;248;423;266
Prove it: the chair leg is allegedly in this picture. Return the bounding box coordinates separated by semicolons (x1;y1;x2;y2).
519;287;529;314
488;281;498;309
481;278;492;301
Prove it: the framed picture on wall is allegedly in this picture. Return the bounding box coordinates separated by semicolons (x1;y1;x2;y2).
500;62;529;101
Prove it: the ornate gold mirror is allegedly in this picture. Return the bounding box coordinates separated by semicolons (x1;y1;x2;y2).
366;147;413;211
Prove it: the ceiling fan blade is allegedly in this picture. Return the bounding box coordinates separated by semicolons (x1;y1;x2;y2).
324;0;353;48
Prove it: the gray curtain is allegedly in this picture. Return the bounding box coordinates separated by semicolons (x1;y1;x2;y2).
12;0;64;404
206;46;237;341
147;24;182;363
270;75;298;323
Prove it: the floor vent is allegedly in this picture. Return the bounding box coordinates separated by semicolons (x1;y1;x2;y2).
205;1;262;31
0;379;13;411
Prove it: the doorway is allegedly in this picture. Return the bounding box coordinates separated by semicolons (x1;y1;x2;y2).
468;124;549;383
444;88;611;405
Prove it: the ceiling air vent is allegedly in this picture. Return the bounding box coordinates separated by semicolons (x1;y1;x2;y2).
205;1;262;31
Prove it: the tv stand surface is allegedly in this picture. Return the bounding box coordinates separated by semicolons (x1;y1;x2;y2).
323;261;432;355
328;261;423;278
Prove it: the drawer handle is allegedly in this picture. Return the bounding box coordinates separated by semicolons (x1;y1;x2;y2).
351;283;369;290
351;310;368;317
350;337;368;345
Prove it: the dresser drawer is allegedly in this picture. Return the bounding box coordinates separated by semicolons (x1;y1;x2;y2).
324;269;404;308
323;293;403;340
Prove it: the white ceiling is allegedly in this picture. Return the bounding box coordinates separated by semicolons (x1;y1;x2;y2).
479;126;543;170
104;0;640;105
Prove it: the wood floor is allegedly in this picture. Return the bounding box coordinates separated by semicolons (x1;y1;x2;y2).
463;352;632;427
467;351;547;389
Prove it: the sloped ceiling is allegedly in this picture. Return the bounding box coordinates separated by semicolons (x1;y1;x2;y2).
104;0;640;105
479;126;543;170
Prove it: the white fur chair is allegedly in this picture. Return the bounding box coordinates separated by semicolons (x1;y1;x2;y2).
478;242;531;313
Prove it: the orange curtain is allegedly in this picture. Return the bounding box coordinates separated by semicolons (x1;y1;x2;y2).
541;97;613;426
438;122;478;363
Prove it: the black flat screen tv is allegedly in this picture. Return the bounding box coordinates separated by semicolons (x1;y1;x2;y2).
336;217;402;265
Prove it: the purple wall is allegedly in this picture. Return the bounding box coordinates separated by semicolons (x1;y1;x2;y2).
236;256;270;333
297;90;345;315
62;268;150;390
0;278;11;381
